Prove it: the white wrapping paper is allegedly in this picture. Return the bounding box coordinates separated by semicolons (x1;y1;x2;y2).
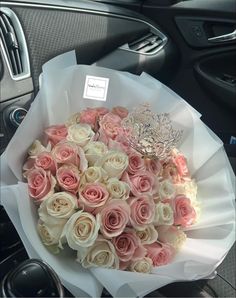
1;51;235;297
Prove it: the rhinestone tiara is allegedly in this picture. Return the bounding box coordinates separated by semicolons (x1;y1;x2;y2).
121;103;183;161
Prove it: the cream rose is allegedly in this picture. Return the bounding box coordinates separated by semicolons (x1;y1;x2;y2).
80;167;108;188
38;220;65;246
67;123;95;147
157;225;187;251
106;178;130;200
154;202;174;225
80;237;119;269
159;179;175;200
65;112;81;127
84;141;108;166
38;192;78;225
60;210;100;249
95;150;128;179
28;140;50;156
136;224;158;245
174;179;198;202
129;257;153;273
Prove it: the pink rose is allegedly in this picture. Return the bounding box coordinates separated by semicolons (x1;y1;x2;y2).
35;152;57;175
79;108;99;130
101;112;121;124
45;125;68;146
79;183;109;214
145;158;162;176
56;165;80;194
80;107;109;131
98;112;123;141
52;141;88;171
112;106;129;119
112;229;146;262
95;107;109;117
128;196;155;229
100;199;130;238
127;152;146;175
23;157;36;177
173;195;196;227
172;154;190;178
145;242;175;267
27;168;56;203
123;170;159;197
162;162;181;184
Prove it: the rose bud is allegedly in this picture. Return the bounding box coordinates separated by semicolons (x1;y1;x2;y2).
45;125;68;146
128;196;155;230
56;164;80;194
129;257;153;274
173;195;196;227
27;168;56;204
112;229;146;262
145;242;175;267
60;210;100;249
100;199;130;238
38;192;78;225
80;236;119;269
79;182;109;214
35;151;57;175
67;123;95;147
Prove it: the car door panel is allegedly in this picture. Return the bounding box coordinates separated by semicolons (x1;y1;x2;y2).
140;0;236;141
11;6;149;90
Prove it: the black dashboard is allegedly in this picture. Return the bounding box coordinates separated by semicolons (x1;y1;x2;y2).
0;0;178;154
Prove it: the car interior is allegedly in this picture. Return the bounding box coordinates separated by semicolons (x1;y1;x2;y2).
0;0;235;297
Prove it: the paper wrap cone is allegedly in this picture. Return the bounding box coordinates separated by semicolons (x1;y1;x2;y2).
1;51;235;297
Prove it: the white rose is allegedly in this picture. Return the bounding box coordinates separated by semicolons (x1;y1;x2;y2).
159;179;175;200
129;257;153;273
154;202;174;225
38;192;78;225
84;141;108;166
157;225;187;251
136;224;158;245
80;167;108;188
65;112;80;127
38;220;65;247
79;236;119;269
67;123;95;147
59;210;100;249
106;178;130;200
174;179;198;202
28;140;50;156
95;150;128;179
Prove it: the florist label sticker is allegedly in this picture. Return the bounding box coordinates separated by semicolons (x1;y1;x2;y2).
83;75;109;101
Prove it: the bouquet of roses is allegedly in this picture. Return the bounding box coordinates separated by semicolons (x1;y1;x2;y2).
22;103;199;273
1;52;234;297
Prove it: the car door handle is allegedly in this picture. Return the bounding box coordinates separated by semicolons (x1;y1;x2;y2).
208;29;236;43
